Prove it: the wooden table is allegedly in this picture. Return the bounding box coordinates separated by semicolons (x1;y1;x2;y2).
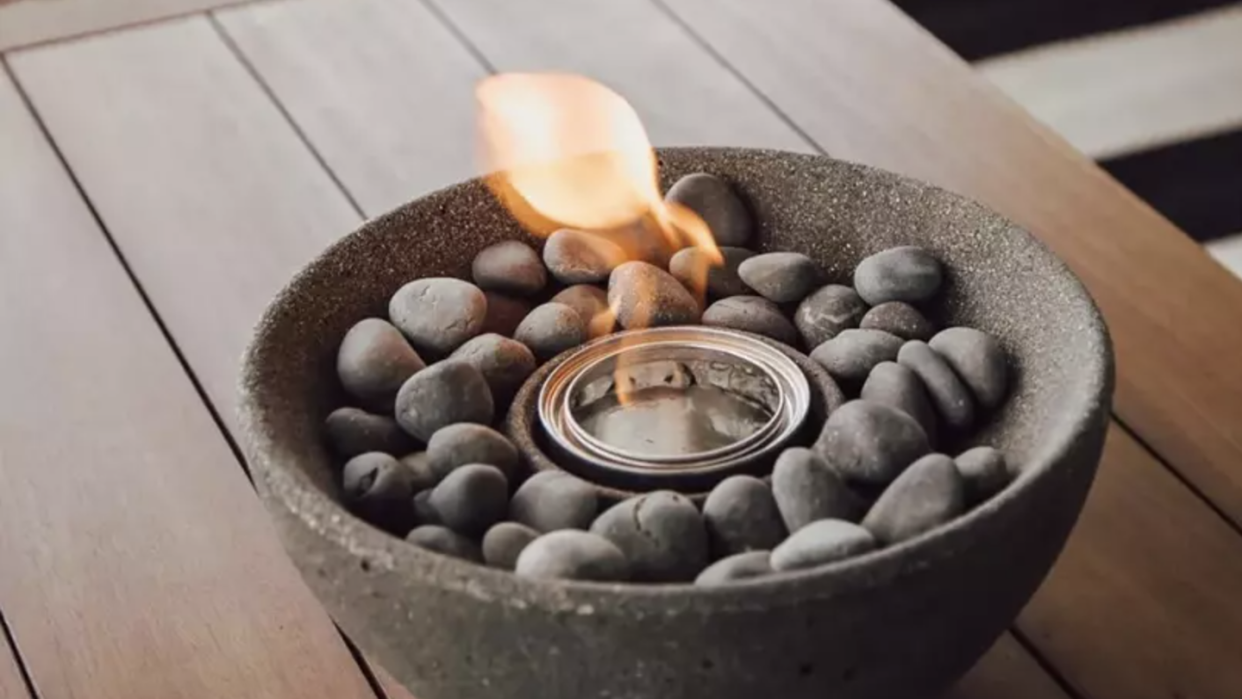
3;0;1242;697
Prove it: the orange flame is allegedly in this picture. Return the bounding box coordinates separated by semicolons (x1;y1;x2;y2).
476;72;722;405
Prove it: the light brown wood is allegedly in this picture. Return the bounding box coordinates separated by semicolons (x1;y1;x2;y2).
8;15;361;431
0;632;30;699
948;635;1069;699
660;0;1242;527
0;65;377;699
0;0;251;52
1020;425;1242;699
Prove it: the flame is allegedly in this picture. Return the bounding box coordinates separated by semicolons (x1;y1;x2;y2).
476;72;722;405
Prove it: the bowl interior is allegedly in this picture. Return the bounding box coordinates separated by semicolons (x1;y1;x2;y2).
239;147;1110;590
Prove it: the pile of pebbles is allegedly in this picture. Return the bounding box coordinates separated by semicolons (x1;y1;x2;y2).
325;172;1014;585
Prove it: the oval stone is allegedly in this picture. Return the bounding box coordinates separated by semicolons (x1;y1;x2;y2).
514;302;587;361
669;246;754;298
425;423;519;481
590;491;709;582
695;551;774;587
472;240;547;296
897;340;975;432
810;329;904;384
770;519;877;572
608;261;701;329
813;400;931;485
389;277;487;356
324;407;418;458
428;463;509;536
771;447;864;532
794;284;868;348
394;361;494;442
551;284;616;338
860;302;935;341
336;318;426;411
406;525;482;563
736;252;820;303
853;246;944;305
703;475;787;557
482;521;540;570
515;530;630;582
701;295;798;345
450;333;536;403
510;471;599;532
860;361;937;442
862;453;966;544
929;327;1009;410
664;172;754;246
341;452;417;535
543;229;628;285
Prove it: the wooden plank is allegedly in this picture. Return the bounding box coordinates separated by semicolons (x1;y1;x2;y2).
0;628;31;699
949;635;1069;699
658;0;1242;530
8;15;361;431
214;0;487;214
0;0;251;52
1020;425;1242;699
0;63;376;699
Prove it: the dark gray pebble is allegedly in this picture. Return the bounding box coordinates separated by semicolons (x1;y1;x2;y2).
810;329;904;384
449;333;536;403
428;464;509;536
664;172;754;246
406;525;482;563
336;318;426;411
412;490;441;526
510;471;598;533
694;551;773;587
394;361;494;442
398;451;440;493
703;475;787;557
862;453;966;544
897;341;975;432
342;452;417;534
514;302;588;361
771;448;864;532
669;246;754;298
954;446;1010;503
543;229;628;285
324;407;418;458
854;246;943;305
736;252;820;303
794;285;868;348
425;423;519;481
482;522;540;570
551;284;616;338
701;295;798;345
860;302;935;341
770;519;877;572
388;277;487;355
814;399;931;485
481;292;531;337
929;327;1009;410
515;530;630;582
608;261;701;329
860;361;937;442
590;491;709;582
471;240;547;296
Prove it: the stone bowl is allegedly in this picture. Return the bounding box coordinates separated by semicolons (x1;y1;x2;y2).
237;147;1113;699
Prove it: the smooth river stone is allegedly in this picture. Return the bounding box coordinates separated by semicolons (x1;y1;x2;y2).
428;463;509;536
810;329;904;384
481;292;531;337
954;446;1010;503
862;453;966;544
551;284;616;338
608;261;701;329
664;172;754;247
860;302;935;341
324;407;418;458
590;491;709;582
510;471;598;532
389;277;487;356
394;361;494;442
669;246;754;298
695;551;774;587
515;530;630;582
929;327;1009;410
336;318;426;411
406;525;482;563
897;340;975;432
736;252;821;303
472;240;547;296
341;452;417;535
771;447;864;532
543;229;628;285
770;520;877;572
482;522;540;570
861;361;937;442
814;400;931;485
425;423;519;481
449;333;536;403
794;284;868;348
701;295;798;345
514;302;587;361
703;475;788;557
853;246;944;306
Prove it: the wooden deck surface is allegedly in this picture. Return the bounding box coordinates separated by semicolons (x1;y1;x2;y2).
2;0;1241;698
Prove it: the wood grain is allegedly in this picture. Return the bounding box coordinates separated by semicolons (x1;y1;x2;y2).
0;0;251;52
658;0;1242;529
8;16;361;432
1020;425;1242;699
0;629;31;699
0;63;377;699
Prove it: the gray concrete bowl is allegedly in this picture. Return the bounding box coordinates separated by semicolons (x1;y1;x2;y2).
238;147;1113;699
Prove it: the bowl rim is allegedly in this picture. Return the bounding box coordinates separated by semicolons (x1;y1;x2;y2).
237;146;1114;611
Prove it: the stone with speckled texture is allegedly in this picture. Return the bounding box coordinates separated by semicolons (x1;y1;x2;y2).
608;261;700;329
860;302;935;341
794;284;868;348
388;277;486;356
701;295;797;345
239;148;1113;699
